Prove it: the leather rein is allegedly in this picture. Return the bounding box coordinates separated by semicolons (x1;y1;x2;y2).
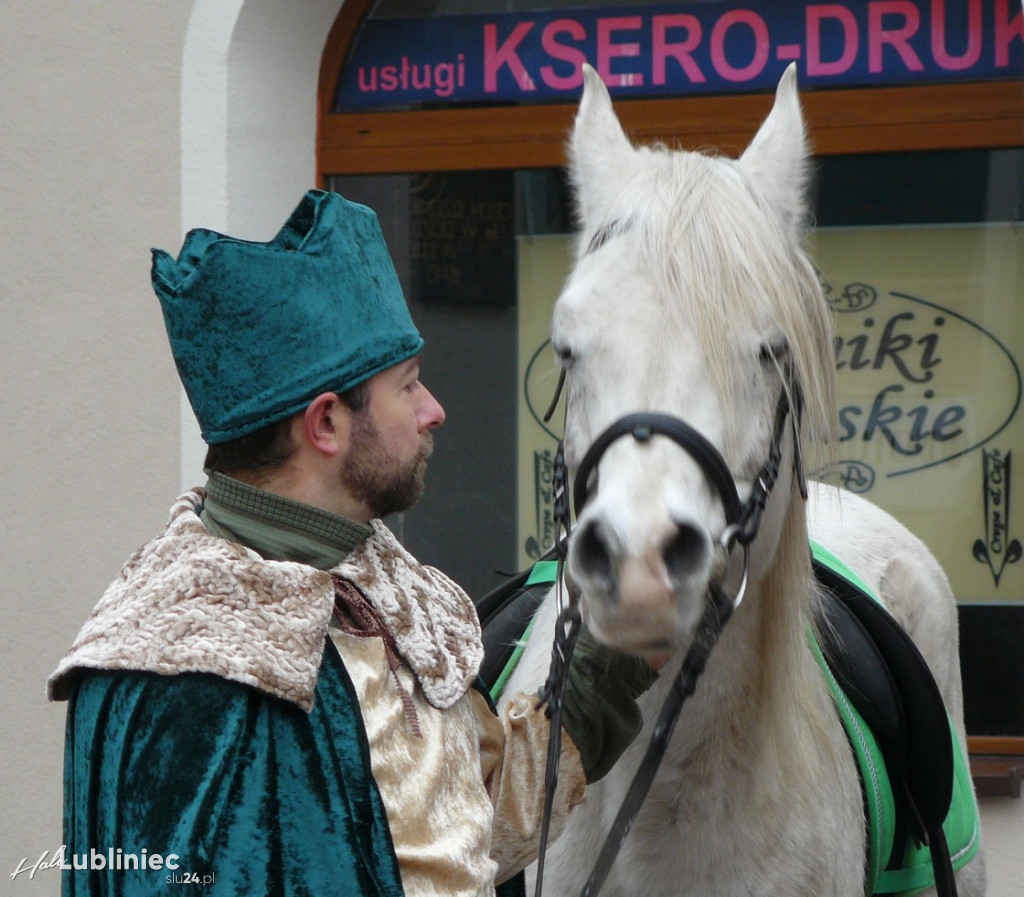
533;364;805;897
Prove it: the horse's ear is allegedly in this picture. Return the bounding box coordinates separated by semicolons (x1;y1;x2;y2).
570;64;634;225
739;64;809;237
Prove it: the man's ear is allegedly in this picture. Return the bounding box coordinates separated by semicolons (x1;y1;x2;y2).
301;392;350;458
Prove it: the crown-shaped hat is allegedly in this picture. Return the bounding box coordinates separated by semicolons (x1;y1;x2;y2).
152;190;424;444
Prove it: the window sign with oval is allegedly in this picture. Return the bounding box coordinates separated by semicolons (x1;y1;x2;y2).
812;225;1024;600
517;224;1024;602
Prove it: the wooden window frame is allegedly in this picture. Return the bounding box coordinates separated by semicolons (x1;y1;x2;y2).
319;79;1023;174
317;1;1024;777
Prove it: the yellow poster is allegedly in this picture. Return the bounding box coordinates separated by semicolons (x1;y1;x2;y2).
516;225;1024;602
812;225;1024;603
516;235;573;568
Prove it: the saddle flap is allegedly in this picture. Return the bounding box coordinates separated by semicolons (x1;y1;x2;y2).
817;588;905;752
475;562;555;694
813;554;955;834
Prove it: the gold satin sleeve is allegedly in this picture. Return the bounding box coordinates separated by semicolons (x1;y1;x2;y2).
474;690;587;884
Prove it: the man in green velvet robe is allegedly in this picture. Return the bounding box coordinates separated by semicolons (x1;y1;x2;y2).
49;190;656;897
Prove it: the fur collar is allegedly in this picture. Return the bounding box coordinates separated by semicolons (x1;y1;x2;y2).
336;518;483;709
49;491;482;712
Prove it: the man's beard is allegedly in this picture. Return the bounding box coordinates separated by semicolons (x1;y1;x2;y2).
340;409;433;519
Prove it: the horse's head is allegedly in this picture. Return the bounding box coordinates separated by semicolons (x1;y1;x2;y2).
556;65;836;660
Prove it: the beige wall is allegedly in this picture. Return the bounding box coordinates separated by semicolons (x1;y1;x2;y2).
1;1;341;892
2;1;1021;895
2;2;187;890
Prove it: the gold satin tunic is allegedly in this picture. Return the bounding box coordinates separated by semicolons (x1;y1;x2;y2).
331;629;584;897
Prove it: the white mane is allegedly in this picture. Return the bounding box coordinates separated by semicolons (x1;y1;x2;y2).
571;139;837;470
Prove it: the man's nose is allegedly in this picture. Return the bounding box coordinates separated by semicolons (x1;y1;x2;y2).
418;388;446;431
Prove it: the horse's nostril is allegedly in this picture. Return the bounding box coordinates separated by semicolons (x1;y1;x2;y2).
575;519;615;584
663;523;708;582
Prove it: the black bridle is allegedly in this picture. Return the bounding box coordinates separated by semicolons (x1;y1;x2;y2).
575;383;806;548
534;370;805;897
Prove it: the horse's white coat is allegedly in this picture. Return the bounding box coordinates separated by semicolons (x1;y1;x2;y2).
501;65;985;897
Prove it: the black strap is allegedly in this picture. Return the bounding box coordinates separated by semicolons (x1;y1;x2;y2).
928;825;958;897
579;582;734;897
572;386;795;551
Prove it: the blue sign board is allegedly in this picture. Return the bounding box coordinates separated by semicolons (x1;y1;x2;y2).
335;1;1023;110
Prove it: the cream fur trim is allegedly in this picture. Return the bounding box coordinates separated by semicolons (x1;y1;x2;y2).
49;492;483;712
334;519;483;709
47;491;336;711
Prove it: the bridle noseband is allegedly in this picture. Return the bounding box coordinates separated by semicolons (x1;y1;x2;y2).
533;367;805;897
573;412;742;526
574;382;804;543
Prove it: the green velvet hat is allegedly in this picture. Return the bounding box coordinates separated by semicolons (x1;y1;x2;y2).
151;190;424;444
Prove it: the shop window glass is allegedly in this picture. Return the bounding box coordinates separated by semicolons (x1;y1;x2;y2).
330;148;1024;736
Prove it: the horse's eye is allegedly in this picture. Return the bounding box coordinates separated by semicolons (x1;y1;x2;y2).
758;340;789;366
552;341;575;365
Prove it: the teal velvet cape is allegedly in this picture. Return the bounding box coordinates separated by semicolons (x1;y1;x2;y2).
62;640;405;897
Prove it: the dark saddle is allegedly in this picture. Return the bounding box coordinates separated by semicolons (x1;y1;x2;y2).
476;550;963;897
813;553;959;896
476;560;554;694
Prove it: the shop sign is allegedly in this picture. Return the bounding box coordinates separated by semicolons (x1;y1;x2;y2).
805;225;1024;599
826;284;1021;483
337;0;1023;109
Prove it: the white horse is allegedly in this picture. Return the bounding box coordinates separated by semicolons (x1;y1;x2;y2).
501;65;985;897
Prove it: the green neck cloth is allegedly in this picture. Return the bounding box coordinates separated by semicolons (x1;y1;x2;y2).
200;471;372;569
